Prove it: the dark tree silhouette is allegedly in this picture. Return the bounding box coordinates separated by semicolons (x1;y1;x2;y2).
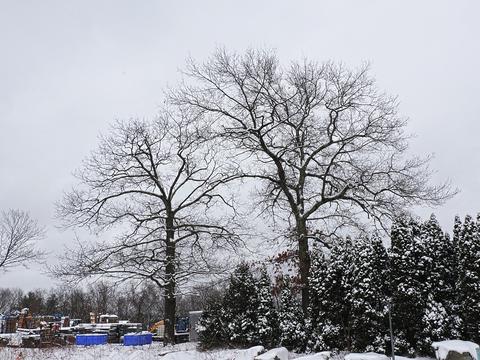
172;48;455;312
55;109;241;344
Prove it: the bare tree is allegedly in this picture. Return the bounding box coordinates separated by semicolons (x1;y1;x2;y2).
0;288;24;314
55;109;241;344
172;48;456;312
0;209;45;273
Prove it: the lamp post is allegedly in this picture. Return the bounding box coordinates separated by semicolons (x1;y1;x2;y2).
388;300;395;360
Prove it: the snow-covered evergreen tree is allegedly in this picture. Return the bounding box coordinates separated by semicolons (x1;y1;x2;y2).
456;214;480;343
307;250;335;352
222;263;260;347
307;238;356;351
199;212;480;352
389;215;425;356
418;295;451;352
421;214;453;300
417;214;458;353
349;236;389;352
197;263;281;349
452;215;462;324
255;267;280;347
389;213;460;355
197;299;227;349
450;215;463;335
278;276;306;352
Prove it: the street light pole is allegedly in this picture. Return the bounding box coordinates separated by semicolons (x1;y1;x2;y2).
388;300;395;360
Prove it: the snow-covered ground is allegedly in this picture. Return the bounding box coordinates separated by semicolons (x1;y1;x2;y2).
0;342;263;360
0;343;437;360
0;342;264;360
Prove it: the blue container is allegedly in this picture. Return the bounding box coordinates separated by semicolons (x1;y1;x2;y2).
123;333;153;346
143;333;153;345
76;334;108;346
123;334;140;346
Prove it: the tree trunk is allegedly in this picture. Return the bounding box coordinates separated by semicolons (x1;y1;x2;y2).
297;218;310;314
164;216;176;345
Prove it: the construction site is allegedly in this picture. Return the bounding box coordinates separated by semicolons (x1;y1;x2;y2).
0;308;202;349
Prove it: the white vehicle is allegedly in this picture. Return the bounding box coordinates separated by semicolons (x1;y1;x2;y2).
99;314;119;324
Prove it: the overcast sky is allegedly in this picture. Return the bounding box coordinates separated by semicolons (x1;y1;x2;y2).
1;0;479;290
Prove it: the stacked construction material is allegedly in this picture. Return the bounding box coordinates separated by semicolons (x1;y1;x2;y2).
0;315;17;334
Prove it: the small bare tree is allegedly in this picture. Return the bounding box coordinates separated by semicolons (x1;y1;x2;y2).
55;109;241;344
172;48;456;312
0;209;45;273
0;288;24;313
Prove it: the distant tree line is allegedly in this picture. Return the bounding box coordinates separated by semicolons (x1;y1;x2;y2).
198;213;480;356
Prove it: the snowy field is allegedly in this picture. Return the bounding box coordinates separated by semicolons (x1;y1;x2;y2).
0;343;438;360
0;343;290;360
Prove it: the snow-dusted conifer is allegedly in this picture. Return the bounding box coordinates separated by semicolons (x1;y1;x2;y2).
450;215;463;335
457;214;480;343
452;215;462;321
307;250;332;352
255;266;279;347
453;215;462;250
278;276;306;351
197;299;227;349
417;214;458;352
389;215;424;356
197;263;278;349
307;238;355;351
350;236;389;352
222;263;260;347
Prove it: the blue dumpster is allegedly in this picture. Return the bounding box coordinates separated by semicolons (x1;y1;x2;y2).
76;334;108;346
123;333;153;346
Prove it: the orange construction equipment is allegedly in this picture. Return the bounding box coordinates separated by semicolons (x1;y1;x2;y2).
17;309;33;329
149;320;165;337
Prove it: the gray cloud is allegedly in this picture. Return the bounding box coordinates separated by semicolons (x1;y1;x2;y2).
1;0;479;289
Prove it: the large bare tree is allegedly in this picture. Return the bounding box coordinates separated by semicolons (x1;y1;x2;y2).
0;209;45;272
172;48;455;312
55;110;241;343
